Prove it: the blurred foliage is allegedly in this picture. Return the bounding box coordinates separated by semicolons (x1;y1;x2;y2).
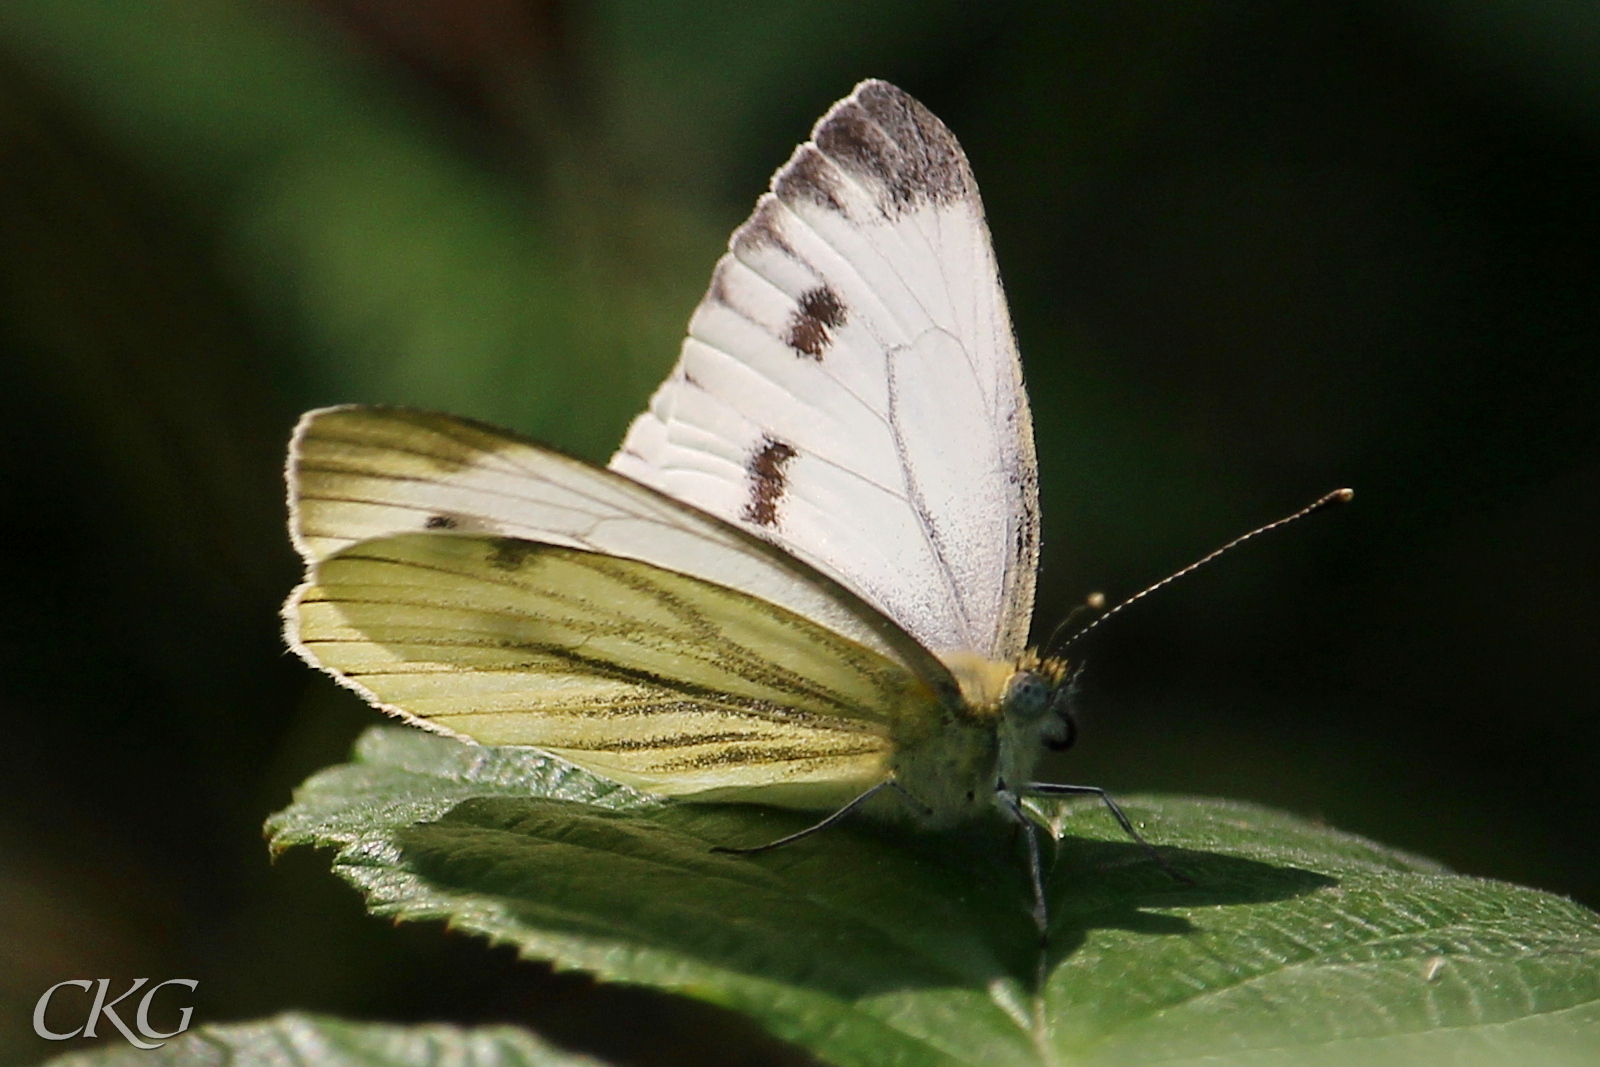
0;1;1596;1065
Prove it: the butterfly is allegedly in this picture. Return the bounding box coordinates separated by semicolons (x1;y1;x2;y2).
284;79;1181;933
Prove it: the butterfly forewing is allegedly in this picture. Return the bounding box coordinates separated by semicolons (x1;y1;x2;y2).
609;80;1039;662
291;532;938;806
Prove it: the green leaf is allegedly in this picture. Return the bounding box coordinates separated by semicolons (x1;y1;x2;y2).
40;1013;605;1067
270;727;1600;1067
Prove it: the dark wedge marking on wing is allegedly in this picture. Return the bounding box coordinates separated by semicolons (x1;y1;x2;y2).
742;436;798;527
785;284;848;359
706;259;733;305
774;146;846;212
734;199;794;254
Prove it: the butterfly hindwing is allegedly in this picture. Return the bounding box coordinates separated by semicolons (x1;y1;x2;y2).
609;79;1040;662
290;532;940;807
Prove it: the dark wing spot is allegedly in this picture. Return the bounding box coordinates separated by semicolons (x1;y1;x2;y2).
784;285;848;359
742;436;798;528
812;81;973;214
487;538;540;571
422;511;498;536
801;285;847;328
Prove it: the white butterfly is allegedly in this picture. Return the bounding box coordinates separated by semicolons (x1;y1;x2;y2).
284;80;1175;930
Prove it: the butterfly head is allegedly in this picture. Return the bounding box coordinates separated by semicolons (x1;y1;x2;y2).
940;650;1077;793
987;654;1076;794
1000;654;1078;754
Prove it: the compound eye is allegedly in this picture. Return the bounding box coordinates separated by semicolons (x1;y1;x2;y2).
1004;671;1050;717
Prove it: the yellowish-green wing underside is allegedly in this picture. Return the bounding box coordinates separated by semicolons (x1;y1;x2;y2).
288;532;947;806
288;406;957;697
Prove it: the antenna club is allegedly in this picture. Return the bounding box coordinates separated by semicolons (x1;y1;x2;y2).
1302;487;1356;516
1301;487;1355;516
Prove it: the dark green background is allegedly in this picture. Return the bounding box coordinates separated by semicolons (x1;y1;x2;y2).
1;2;1596;1065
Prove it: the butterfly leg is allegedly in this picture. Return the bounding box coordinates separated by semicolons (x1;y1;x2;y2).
995;788;1049;940
711;780;921;855
1024;783;1192;885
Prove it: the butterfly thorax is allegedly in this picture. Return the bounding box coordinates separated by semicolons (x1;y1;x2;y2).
886;651;1075;827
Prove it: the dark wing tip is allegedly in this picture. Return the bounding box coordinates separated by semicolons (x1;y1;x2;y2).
737;80;977;247
804;79;975;214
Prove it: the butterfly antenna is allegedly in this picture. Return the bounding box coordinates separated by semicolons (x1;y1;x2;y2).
1056;488;1354;654
1041;592;1108;656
